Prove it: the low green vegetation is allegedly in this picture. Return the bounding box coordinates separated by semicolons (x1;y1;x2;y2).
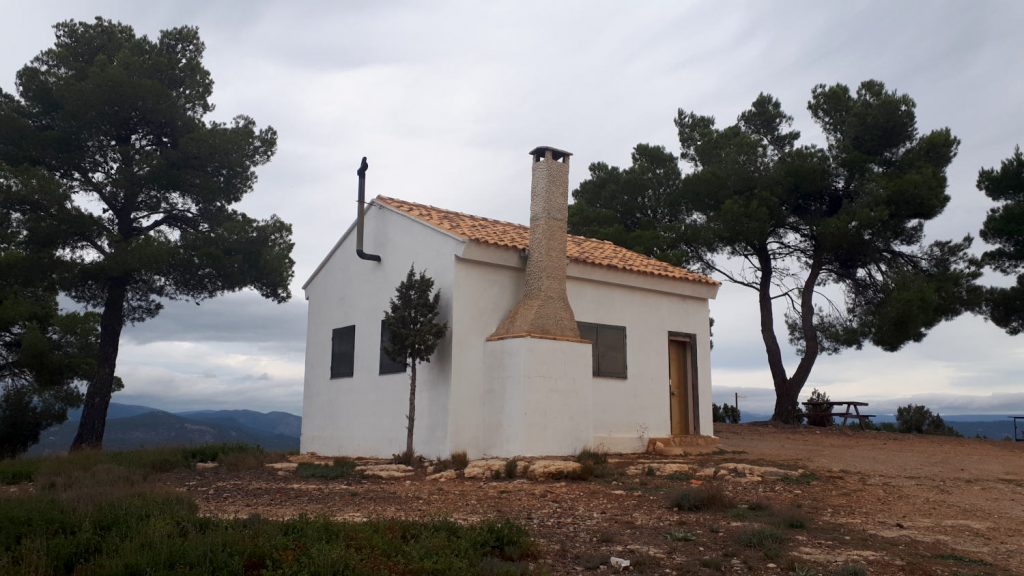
296;458;358;479
0;443;262;485
669;483;732;512
0;446;535;575
895;404;961;436
574;448;613;479
935;553;991;567
712;403;741;423
737;526;787;560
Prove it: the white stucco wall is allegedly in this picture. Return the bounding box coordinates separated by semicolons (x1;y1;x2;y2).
482;337;593;457
449;253;715;457
300;204;462;458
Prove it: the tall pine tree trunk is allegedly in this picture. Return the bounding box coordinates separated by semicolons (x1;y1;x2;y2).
756;248;825;424
71;278;127;451
405;361;417;458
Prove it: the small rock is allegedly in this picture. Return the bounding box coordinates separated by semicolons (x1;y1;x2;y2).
427;470;457;481
696;467;716;479
195;462;219;470
609;557;630;570
463;459;506;479
527;460;582;480
265;462;298;471
355;464;414;479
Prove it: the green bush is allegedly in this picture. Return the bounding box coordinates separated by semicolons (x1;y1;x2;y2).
738;526;786;559
573;448;612;480
451;451;469;470
503;459;519;479
896;404;960;436
0;444;266;487
0;458;39;485
296;459;357;479
669;483;732;512
712;403;741;423
804;388;832;427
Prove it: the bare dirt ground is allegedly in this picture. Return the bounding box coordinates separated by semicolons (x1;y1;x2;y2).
170;425;1024;575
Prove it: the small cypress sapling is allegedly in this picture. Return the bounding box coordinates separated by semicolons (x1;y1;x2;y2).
383;266;448;463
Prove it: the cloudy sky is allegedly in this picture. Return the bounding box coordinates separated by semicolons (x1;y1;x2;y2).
3;1;1023;417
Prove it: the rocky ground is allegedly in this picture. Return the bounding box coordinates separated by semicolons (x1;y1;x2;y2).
166;425;1024;575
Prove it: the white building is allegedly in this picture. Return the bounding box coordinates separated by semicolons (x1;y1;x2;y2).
301;147;720;458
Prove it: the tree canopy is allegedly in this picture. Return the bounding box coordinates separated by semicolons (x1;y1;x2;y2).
0;18;294;449
570;80;980;422
0;163;100;458
978;146;1024;334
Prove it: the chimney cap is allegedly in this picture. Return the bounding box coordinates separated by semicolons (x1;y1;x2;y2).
529;146;572;162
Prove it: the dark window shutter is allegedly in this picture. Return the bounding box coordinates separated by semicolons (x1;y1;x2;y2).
597;324;627;378
330;325;355;379
379;320;407;375
577;321;627;378
577;321;599;375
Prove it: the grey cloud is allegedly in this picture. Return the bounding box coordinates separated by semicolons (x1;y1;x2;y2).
122;292;306;352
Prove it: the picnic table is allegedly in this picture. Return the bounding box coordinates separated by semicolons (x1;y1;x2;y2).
801;400;875;430
1012;416;1024;442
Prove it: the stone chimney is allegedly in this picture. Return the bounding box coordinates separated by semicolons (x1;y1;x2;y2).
490;147;581;340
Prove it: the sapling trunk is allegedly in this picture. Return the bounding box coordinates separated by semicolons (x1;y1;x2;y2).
406;361;417;459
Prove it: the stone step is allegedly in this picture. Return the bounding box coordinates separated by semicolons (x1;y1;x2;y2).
646;435;720;456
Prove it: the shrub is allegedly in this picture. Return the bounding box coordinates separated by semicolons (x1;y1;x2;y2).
432;451;469;473
738;526;786;559
297;459;357;479
393;449;423;467
0;458;39;485
575;448;607;466
503;459;518;480
804;388;832;427
451;451;469;470
713;403;741;423
574;448;612;479
670;483;732;512
896;404;961;436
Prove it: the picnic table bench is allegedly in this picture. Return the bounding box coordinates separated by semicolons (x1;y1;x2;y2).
802;400;875;430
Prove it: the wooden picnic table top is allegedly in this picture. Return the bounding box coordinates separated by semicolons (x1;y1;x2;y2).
801;400;869;407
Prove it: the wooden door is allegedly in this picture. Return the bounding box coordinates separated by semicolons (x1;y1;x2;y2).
669;339;691;435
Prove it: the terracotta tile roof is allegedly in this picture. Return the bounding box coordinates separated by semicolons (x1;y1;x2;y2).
376;196;718;285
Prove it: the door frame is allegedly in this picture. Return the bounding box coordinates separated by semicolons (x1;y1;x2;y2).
667;331;701;435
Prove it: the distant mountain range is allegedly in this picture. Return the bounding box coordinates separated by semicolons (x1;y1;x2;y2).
29;403;301;455
736;411;1021;440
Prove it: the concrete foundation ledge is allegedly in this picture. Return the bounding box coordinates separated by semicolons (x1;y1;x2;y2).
646;435;720;455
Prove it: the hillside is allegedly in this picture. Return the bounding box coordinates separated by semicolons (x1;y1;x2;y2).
29;404;301;455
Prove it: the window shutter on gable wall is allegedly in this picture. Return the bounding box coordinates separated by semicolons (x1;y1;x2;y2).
379;320;407;375
330;325;355;379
